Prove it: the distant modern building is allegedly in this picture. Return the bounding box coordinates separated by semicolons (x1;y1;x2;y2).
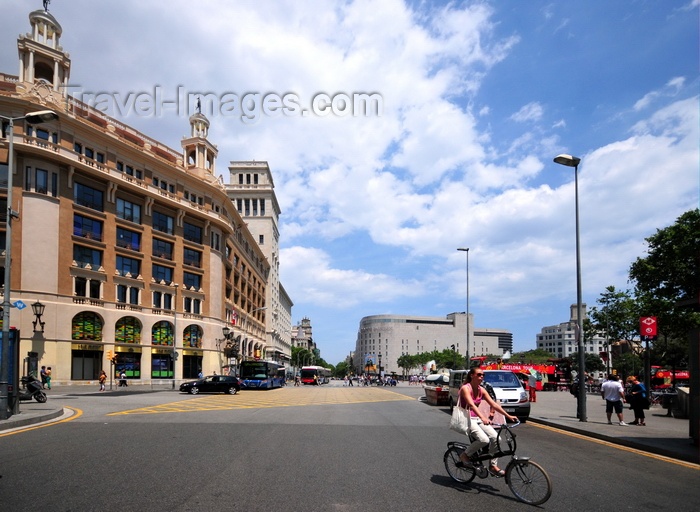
536;304;606;358
354;313;512;376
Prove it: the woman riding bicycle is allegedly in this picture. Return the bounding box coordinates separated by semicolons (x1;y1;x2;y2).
457;367;517;476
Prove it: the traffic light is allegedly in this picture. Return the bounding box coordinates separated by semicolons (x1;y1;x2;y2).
107;350;113;361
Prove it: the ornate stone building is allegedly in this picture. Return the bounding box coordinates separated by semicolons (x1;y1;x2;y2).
1;7;269;385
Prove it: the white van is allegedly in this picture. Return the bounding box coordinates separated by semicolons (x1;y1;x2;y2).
448;369;530;422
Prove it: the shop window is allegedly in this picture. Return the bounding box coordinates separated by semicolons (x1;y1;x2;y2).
183;324;202;348
72;311;103;341
115;316;142;344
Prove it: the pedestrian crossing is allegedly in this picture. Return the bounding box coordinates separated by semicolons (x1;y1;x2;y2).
107;386;414;416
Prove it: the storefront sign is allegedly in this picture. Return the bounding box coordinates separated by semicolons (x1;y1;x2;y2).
71;343;103;351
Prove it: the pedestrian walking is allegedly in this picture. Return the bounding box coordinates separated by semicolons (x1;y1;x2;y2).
626;375;648;426
528;371;538;402
601;374;627;425
99;370;107;391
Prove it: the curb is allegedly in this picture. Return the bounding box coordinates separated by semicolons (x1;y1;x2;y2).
0;408;65;432
528;416;699;465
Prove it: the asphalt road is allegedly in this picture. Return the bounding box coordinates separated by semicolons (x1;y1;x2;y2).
1;383;697;511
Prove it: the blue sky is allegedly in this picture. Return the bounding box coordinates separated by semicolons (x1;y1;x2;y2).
2;1;697;365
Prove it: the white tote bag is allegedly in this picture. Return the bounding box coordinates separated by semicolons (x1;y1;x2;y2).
449;396;470;435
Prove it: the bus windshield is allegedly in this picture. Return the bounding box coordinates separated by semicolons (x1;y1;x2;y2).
240;362;270;379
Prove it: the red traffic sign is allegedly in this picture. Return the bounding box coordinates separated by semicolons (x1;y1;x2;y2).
639;316;657;337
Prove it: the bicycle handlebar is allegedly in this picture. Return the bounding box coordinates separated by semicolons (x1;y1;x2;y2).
492;420;521;428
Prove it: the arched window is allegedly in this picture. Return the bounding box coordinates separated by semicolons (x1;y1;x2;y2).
115;316;142;344
152;320;173;346
72;312;103;341
184;324;202;348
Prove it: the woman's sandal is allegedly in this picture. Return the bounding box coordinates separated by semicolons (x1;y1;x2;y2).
489;466;506;477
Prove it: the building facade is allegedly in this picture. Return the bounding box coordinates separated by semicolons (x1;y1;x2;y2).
226;161;292;365
355;313;512;376
536;303;606;358
1;8;269;385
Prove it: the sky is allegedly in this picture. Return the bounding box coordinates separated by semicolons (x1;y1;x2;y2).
1;1;698;365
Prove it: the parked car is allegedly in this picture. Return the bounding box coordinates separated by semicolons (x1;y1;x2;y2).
179;375;241;395
448;369;530;421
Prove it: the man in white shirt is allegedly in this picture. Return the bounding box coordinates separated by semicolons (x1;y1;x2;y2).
601;374;627;425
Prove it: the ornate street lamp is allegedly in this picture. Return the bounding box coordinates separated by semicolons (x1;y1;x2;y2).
31;301;46;332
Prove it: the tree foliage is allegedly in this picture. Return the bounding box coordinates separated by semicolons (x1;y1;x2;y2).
509;349;555;364
587;209;699;369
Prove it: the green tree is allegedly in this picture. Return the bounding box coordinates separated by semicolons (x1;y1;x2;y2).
629;209;700;342
612;352;643;381
589;286;642;354
629;209;700;373
569;352;605;374
510;349;555;364
333;361;350;378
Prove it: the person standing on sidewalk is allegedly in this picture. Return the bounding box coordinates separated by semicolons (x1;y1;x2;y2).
40;366;48;388
45;367;52;390
99;370;107;391
601;374;627;425
626;375;648;426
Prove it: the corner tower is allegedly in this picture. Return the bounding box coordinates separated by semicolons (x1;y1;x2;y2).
181;106;219;183
16;6;71;99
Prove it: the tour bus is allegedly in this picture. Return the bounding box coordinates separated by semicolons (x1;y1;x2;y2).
238;360;286;389
300;365;332;385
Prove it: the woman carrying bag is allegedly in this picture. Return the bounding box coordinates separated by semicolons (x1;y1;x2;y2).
626;375;648;426
455;368;517;476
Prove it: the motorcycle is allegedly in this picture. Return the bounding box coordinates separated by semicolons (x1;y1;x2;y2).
19;375;48;403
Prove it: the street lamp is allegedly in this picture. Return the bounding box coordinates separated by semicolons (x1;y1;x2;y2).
1;110;58;420
457;248;470;367
554;153;586;422
31;300;46;332
171;283;179;390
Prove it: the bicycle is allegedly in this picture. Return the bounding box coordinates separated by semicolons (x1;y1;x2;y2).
443;421;552;505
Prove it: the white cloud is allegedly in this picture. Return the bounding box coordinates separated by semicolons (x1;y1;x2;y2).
1;1;695;363
510;102;544;123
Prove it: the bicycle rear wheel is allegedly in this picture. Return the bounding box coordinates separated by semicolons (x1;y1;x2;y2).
506;460;552;505
444;446;476;483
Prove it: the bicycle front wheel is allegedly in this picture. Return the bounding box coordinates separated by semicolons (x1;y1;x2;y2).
506;460;552;505
443;446;476;484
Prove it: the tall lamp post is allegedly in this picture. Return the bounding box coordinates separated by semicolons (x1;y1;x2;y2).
1;110;58;420
457;248;470;367
171;283;179;390
554;153;586;422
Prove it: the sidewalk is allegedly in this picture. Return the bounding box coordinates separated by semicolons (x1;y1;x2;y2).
0;383;164;433
527;390;699;464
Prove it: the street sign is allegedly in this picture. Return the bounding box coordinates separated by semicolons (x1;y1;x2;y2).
639;316;657;337
13;300;26;310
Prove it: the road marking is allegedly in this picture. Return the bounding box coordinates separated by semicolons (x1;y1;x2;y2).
530;422;700;470
0;407;82;437
108;386;414;416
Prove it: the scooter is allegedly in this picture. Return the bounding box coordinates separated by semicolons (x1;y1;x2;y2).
19;375;48;403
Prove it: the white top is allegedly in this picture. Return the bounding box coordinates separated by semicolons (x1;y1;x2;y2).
601;379;624;401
